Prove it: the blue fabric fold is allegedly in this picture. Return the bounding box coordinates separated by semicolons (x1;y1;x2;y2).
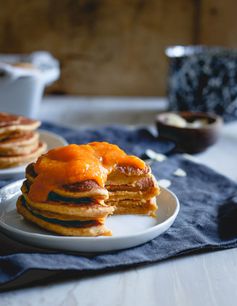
0;123;237;289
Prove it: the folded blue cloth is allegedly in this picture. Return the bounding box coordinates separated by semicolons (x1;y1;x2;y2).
0;123;237;289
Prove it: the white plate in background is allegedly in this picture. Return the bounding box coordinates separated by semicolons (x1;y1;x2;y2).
0;130;68;179
0;182;180;253
39;130;68;150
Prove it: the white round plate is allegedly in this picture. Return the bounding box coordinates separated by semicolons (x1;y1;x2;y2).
0;130;68;179
0;180;180;252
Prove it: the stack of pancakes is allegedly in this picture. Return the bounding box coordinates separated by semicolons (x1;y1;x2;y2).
16;143;160;237
17;163;114;236
0;112;47;168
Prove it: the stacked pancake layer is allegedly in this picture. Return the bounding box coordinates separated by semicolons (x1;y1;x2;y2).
0;112;47;168
106;165;158;216
17;143;160;237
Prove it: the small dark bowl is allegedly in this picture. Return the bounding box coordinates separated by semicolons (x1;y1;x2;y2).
155;112;222;154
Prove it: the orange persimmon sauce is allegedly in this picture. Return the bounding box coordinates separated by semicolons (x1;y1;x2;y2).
28;142;146;202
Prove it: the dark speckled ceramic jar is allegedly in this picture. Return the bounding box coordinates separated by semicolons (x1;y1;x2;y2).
166;45;237;122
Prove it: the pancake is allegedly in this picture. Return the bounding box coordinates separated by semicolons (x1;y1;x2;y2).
0;137;39;156
21;203;106;222
25;163;108;199
107;197;158;217
0;113;46;169
25;163;109;200
21;181;114;218
16;143;160;237
17;197;112;236
107;175;159;200
0;131;39;148
0;112;40;135
106;165;151;185
0;141;47;168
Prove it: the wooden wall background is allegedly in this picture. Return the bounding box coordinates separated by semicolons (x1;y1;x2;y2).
0;0;236;96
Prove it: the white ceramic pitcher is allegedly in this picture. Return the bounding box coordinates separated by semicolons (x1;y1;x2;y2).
0;51;60;118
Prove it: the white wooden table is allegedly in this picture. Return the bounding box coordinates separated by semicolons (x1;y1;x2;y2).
1;97;237;305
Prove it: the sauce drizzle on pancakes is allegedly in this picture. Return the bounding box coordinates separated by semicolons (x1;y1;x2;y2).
28;142;146;202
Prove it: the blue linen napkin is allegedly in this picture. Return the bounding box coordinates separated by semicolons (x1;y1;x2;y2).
0;123;237;289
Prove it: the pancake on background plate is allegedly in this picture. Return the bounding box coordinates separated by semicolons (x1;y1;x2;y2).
0;112;47;168
17;142;160;237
